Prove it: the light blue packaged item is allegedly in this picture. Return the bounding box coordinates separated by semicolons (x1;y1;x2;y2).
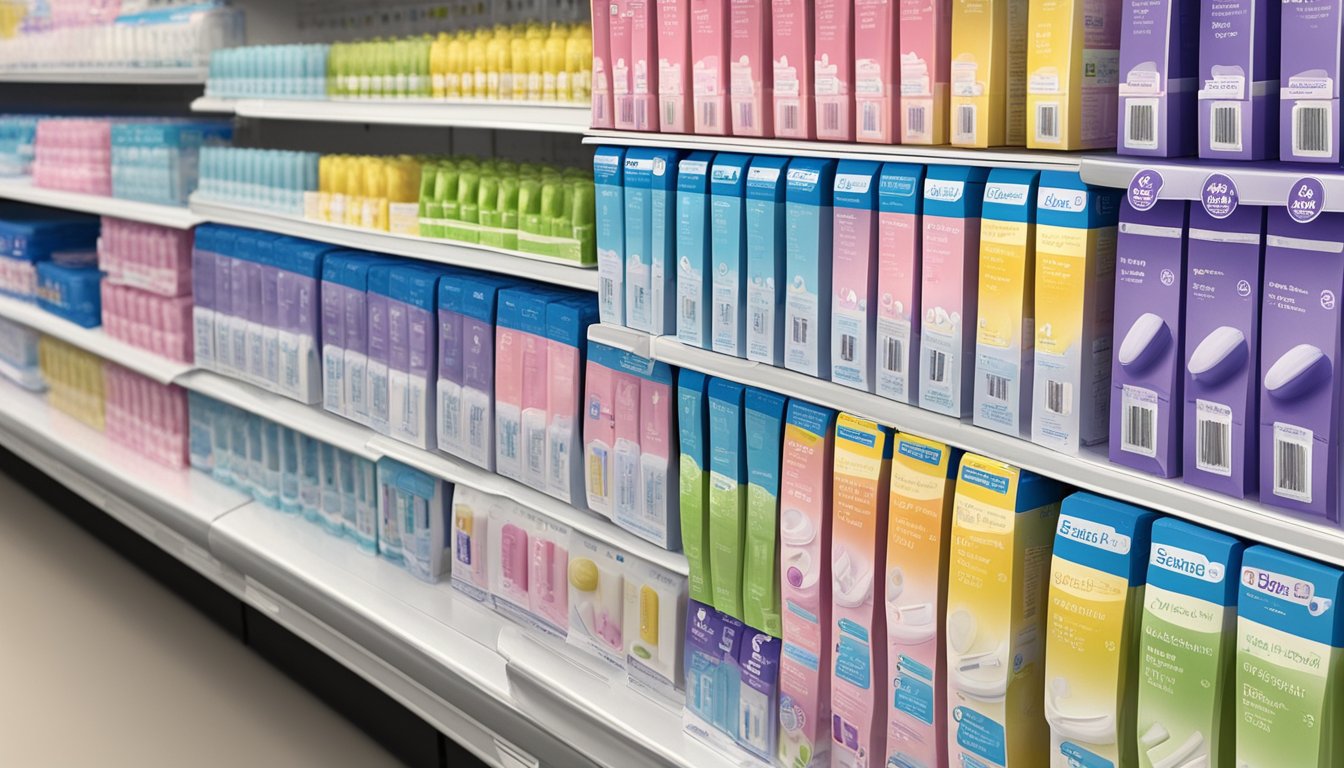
35;261;101;327
711;154;751;357
210;400;236;487
187;392;214;471
110;120;233;206
745;155;790;366
298;433;321;522
339;449;358;536
676;152;715;348
623;147;682;335
244;412;265;497
257;419;282;509
594;147;627;325
377;457;454;582
318;441;345;537
743;387;787;637
352;456;378;553
708;377;747;619
686;600;726;728
783;158;838;378
278;426;301;515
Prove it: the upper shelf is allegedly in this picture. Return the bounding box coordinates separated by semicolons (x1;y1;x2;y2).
586;130;1089;170
0;177;202;228
1079;155;1344;210
193;96;591;134
0;67;207;84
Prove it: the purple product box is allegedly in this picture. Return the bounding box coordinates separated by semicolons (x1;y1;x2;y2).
1259;209;1344;522
1279;0;1343;163
367;265;394;436
456;275;518;471
342;258;374;427
388;266;441;450
259;247;281;389
276;239;331;405
1198;0;1281;160
436;272;465;455
191;230;217;369
1119;0;1200;156
320;254;347;415
1110;199;1189;476
1182;205;1265;499
734;628;781;762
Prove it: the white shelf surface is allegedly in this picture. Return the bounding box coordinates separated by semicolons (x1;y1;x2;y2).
0;294;193;384
586;130;1089;170
189;198;599;292
0;66;207;84
590;323;1344;567
0;177;202;228
192;96;591;133
1078;155;1344;208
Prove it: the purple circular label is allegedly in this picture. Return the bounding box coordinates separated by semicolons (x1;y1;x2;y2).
1202;173;1238;219
1127;169;1163;211
1288;177;1325;224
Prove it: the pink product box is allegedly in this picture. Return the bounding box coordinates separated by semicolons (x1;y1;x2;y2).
0;255;38;299
772;0;816;139
32;119;112;195
691;0;731;135
101;281;194;363
97;217;193;297
814;0;855;140
854;0;899;143
657;0;693;133
104;363;188;469
729;0;773;136
622;0;660;131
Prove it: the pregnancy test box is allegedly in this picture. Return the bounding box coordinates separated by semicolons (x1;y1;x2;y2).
676;153;714;348
657;0;692;133
950;0;1028;147
623;147;682;336
594;147;626;325
730;0;773;136
1280;0;1343;162
772;0;815;138
691;0;730;135
625;0;659;131
814;0;854;140
831;161;882;393
1198;0;1279;160
875;162;925;404
745;155;789;365
854;0;899;143
711;153;750;357
899;0;952;144
1025;0;1122;150
593;0;615;127
1118;0;1199;156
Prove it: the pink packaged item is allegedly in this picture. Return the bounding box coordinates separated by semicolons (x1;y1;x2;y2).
899;0;952;144
691;0;731;135
101;281;194;363
625;0;659;131
593;0;616;128
814;0;854;140
772;0;816;139
611;0;636;130
98;217;193;297
729;0;773;136
105;362;188;468
855;0;900;143
32;118;112;196
657;0;692;133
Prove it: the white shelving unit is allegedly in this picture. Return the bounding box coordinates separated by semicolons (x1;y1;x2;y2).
589;323;1344;567
0;178;202;229
1079;154;1344;209
0;67;208;84
192;97;591;133
189;199;599;292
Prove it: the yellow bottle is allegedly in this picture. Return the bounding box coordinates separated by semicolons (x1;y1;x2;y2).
316;155;334;221
494;24;514;100
430;33;450;98
484;25;503;100
510;25;529;101
466;29;488;99
445;31;466;98
566;23;592;104
543;22;566;102
365;157;389;230
525;23;545;102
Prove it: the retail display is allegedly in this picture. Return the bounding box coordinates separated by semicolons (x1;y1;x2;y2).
98;217;195;297
0;315;42;389
35;259;101;327
0;206;99;300
100;282;193;362
0;115;40;177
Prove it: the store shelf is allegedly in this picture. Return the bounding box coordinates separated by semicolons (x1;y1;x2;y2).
1079;155;1344;209
590;323;1344;567
192;97;591;133
189;198;600;292
0;178;202;228
0;67;207;84
0;294;193;384
585;130;1090;170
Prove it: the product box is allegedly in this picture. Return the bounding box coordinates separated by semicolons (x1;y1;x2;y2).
949;0;1028;147
1137;518;1243;768
875;162;925;404
945;455;1066;768
735;627;783;761
919;165;988;417
1025;0;1121;149
625;556;688;706
452;273;518;470
691;0;730;134
623;147;682;335
1111;199;1188;477
1280;0;1342;162
1183;205;1264;499
1032;172;1121;454
192;226;220;370
626;0;659;131
489;498;570;638
899;0;952;144
745;155;789;365
854;0;899;143
657;0;692;133
778;400;837;768
1118;0;1199;156
710;153;750;357
831;160;882;393
612;0;635;130
814;0;854;140
450;485;494;602
772;0;815;139
1044;493;1158;768
729;0;773;136
708;377;747;619
367;265;395;436
595;147;627;325
884;433;958;768
1259;209;1344;523
388;266;441;450
343;256;380;427
376;458;453;583
743;387;787;636
495;287;559;483
829;413;893;768
685;600;730;735
1197;0;1280;160
593;0;615;127
973;168;1040;437
319;252;349;417
546;297;599;509
678;369;714;603
567;529;627;669
676;152;715;348
1236;546;1344;768
783;157;838;378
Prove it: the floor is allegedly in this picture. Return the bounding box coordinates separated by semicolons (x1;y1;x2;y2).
0;469;405;768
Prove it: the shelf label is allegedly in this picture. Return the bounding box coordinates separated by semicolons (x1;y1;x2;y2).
1202;173;1239;219
1127;169;1163;212
1288;177;1326;224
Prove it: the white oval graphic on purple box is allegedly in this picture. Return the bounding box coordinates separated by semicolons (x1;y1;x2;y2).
1127;169;1163;211
1202;173;1238;219
1288;177;1325;224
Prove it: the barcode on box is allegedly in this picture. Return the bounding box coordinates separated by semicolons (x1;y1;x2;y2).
860;102;880;136
620;99;635;126
637;100;649;129
882;337;903;373
927;349;947;384
1195;400;1232;476
751;308;766;334
955;104;976;143
1122;402;1156;456
1210;103;1241;152
779;102;799;132
1124;99;1157;150
985;373;1009;402
906;105;927;139
601;280;614;308
1293;103;1332;157
1273;424;1313;502
1045;380;1071;415
840;334;856;363
737;102;755;130
682;296;699;324
822;103;840;133
699;100;718;129
717;301;733;328
663;101;677;127
1036;103;1060;143
792;316;809;345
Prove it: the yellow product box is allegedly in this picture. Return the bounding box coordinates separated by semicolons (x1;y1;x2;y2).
1025;0;1122;149
949;0;1029;147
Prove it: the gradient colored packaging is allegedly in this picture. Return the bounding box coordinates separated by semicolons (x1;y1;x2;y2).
884;434;958;768
1136;518;1244;768
1280;0;1342;162
919;165;988;417
567;529;627;669
745;155;789;366
1110;199;1188;478
458;274;516;472
1183;205;1264;499
772;0;816;138
367;264;395;436
945;455;1066;768
612;0;636;130
434;271;463;452
320;253;347;416
685;601;733;737
676;152;715;349
623;147;683;335
814;0;855;140
637;359;679;548
1236;546;1344;768
743;387;787;636
829;414;892;768
875;162;925;404
830;160;882;393
949;0;1028;147
388;266;441;450
593;0;615;127
900;0;953;144
783;157;838;378
973;168;1040;438
496;288;558;483
691;0;730;134
678;369;714;603
192;226;218;370
778;400;837;768
595;147;627;325
625;0;660;131
1259;210;1344;523
657;0;692;133
343;256;378;426
1117;0;1199;156
278;239;332;405
730;0;773;136
1043;493;1157;768
214;235;236;377
1032;173;1121;454
854;0;900;143
708;377;747;619
711;153;750;357
547;297;599;509
1197;0;1280;160
735;629;783;760
624;556;688;706
1025;0;1122;150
